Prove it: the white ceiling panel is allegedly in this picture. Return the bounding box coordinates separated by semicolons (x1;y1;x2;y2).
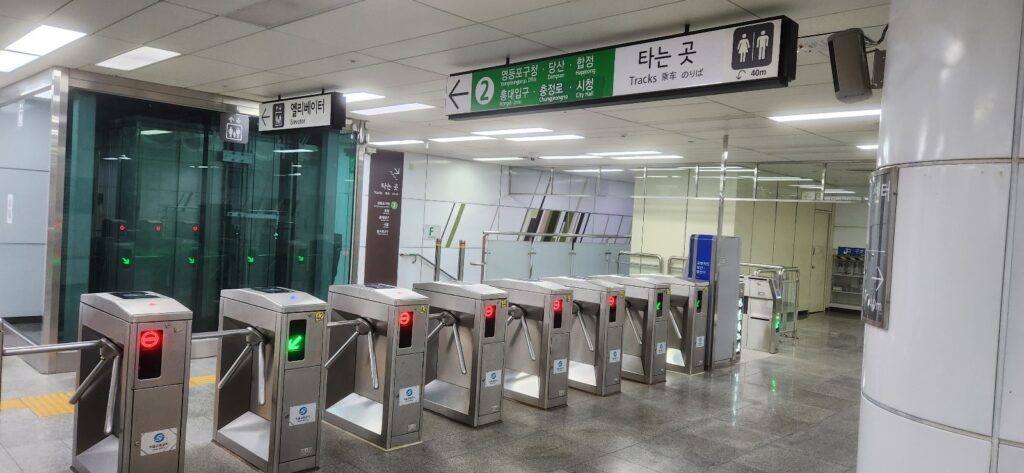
196;29;348;69
45;0;159;34
729;132;838;149
711;83;855;113
414;0;569;23
523;0;755;51
0;0;68;21
226;0;360;28
361;24;511;61
192;70;295;93
275;0;472;52
237;77;327;98
485;0;678;36
121;55;258;87
789;62;834;87
599;102;750;125
686;124;806;140
782;116;881;134
397;37;559;75
148;17;263;54
796;5;890;36
40;35;138;69
307;62;446;93
98;2;211;44
728;0;887;20
167;0;263;15
271;52;386;77
0;15;34;50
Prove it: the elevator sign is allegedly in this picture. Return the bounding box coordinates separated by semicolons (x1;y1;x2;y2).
258;92;346;132
446;17;797;119
863;168;898;330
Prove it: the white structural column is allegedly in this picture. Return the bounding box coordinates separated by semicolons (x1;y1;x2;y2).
857;0;1024;472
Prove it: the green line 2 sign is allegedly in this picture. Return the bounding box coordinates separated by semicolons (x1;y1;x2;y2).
446;17;797;119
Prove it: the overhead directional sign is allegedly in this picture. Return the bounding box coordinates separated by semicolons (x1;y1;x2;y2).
258;92;346;132
446;16;797;119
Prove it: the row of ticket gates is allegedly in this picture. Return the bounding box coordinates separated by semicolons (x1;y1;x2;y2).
0;273;782;473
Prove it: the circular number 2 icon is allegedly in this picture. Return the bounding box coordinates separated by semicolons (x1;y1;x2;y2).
475;77;494;105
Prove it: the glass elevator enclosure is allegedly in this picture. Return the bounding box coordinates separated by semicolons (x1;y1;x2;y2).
59;90;356;341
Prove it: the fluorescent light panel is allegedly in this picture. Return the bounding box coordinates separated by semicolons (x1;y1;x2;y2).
343;92;384;103
6;25;85;56
472;128;551;136
369;139;423;146
97;47;180;71
140;129;172;136
588;151;661;156
538;155;595;160
473;157;523;162
429;136;495;143
757;177;813;182
506;134;583;142
611;155;683;161
769;109;881;122
0;50;38;72
273;149;315;153
566;168;623;173
351;103;434;116
857;144;879;150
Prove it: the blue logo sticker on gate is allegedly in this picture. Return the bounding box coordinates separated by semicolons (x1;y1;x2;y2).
406;388;413;396
490;372;497;380
154;433;165;443
299;407;308;416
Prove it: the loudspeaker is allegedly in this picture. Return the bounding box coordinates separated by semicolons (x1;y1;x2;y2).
828;28;872;103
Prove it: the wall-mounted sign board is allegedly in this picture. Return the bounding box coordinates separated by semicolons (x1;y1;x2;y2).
258;92;346;132
446;16;797;119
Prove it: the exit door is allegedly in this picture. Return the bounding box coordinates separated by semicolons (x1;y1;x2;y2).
809;210;832;312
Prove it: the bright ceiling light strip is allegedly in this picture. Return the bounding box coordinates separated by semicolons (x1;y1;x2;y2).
472;128;551;136
0;50;38;72
768;109;881;122
538;155;596;160
351;103;434;116
6;25;85;56
343;92;384;103
428;136;496;143
587;151;661;156
757;177;813;182
369;139;424;146
857;144;879;150
611;155;683;161
140;129;172;136
96;47;180;71
473;157;524;162
566;168;623;173
506;134;584;142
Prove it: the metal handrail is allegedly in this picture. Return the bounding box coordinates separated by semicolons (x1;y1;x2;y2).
616;251;664;274
739;263;801;337
477;231;631;282
400;253;458;281
666;256;688;276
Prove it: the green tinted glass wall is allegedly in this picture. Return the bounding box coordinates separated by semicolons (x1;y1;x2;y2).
60;91;355;340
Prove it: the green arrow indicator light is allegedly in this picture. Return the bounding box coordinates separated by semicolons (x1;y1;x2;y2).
287;319;307;362
121;257;131;266
656;301;662;311
187;256;196;265
296;255;305;263
247;255;255;264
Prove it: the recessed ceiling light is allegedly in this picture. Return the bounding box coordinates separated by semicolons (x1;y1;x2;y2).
758;177;813;182
792;184;823;189
0;50;38;72
96;47;180;71
768;109;881;122
368;139;424;146
6;25;85;56
824;189;856;194
472;128;552;136
428;136;496;143
351;103;434;116
629;167;693;172
473;157;524;162
857;144;879;150
611;155;683;161
343;92;384;103
506;134;584;142
140;129;172;136
566;168;623;173
538;155;596;160
273;149;316;153
588;151;661;156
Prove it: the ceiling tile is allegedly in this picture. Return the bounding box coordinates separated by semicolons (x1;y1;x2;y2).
599;102;751;125
797;5;890;36
148;17;264;54
271;52;385;77
0;0;68;21
226;0;360;28
361;24;511;61
195;29;348;69
485;0;677;36
166;0;263;15
728;0;888;20
310;62;446;92
0;15;34;50
238;77;328;98
414;0;569;22
710;83;875;114
191;70;294;93
40;35;138;69
98;2;213;44
275;0;472;52
45;0;160;34
397;37;560;75
121;55;258;87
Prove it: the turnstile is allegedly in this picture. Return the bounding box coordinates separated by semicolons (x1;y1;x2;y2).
483;279;572;410
741;276;782;354
323;284;429;450
211;288;326;473
541;277;624;396
413;281;509;427
635;275;709;375
588;275;669;385
75;292;193;473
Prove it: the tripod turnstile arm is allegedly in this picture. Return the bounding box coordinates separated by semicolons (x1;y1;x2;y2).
426;321;445;341
624;304;643;345
324;331;360;369
218;343;254;390
450;323;468;375
68;354;113;405
104;353;120;435
519;317;537;362
255;339;266;406
668;307;684;340
572;303;595;353
366;329;380;390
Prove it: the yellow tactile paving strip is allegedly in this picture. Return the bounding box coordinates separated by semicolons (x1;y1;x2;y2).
0;374;216;417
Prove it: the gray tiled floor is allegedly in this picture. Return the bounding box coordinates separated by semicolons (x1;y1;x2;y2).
0;311;863;473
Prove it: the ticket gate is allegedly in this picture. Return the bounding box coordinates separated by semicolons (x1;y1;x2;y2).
541;277;624;396
741;276;782;354
205;288;326;473
323;284;429;450
588;276;669;385
635;275;709;375
412;281;509;427
483;279;572;410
